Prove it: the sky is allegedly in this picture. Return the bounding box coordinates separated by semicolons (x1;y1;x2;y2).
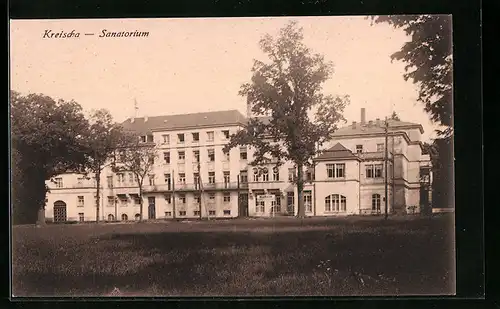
10;16;445;142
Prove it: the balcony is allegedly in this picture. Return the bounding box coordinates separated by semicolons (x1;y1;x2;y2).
248;181;284;191
111;186;139;196
203;182;248;190
358;151;393;161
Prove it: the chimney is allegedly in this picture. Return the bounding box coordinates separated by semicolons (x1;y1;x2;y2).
361;108;366;125
130;117;135;123
368;120;373;127
352;121;357;128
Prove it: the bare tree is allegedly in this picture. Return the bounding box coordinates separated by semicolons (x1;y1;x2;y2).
112;134;158;221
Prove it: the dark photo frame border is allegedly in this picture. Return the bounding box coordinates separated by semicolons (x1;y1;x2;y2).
7;0;484;307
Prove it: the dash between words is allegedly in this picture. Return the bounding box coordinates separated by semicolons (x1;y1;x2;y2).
42;29;150;39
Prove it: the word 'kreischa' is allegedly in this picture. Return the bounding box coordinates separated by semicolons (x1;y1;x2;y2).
43;30;80;38
99;30;149;38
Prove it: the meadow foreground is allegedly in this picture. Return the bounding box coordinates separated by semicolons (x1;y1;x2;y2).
12;215;455;297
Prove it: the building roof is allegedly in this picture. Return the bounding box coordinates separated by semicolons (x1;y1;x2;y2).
314;143;359;161
332;119;424;137
120;110;247;134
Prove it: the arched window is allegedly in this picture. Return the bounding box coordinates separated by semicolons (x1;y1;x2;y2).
121;213;128;221
325;194;347;212
372;194;381;211
135;214;141;221
108;214;115;221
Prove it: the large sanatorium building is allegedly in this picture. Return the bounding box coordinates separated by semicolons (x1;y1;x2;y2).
44;108;432;222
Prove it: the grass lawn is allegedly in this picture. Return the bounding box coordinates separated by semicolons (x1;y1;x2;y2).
12;214;455;297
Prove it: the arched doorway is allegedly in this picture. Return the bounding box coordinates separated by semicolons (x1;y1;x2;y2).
53;201;67;222
121;213;128;221
135;214;141;221
108;214;115;221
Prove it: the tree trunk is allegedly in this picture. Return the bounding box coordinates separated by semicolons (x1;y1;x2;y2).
95;168;101;223
296;163;305;218
35;178;48;226
139;186;143;222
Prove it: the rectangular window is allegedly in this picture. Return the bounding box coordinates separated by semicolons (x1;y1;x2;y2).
178;194;186;204
120;198;128;206
107;196;115;207
208;172;215;184
194;194;201;205
148;175;155;186
240;170;248;183
77;196;84;207
208;149;215;162
107;176;113;188
327;164;345;179
148;156;155;165
178;173;186;184
240;146;247;160
77;177;84;186
366;164;374;178
208;193;216;203
177;133;185;143
356;145;363;153
164;194;172;204
374;164;383;178
165;211;172;217
117;173;125;184
54;177;63;188
178;151;185;162
222;130;230;139
179;211;186;216
288;168;295;182
163;152;170;164
193;173;200;188
366;164;382;178
194;210;201;216
147;134;154;143
140;136;146;143
128;173;134;184
335;164;345;178
377;143;385;152
223;171;230;183
256;200;265;213
223;192;231;203
192;132;199;142
162;134;170;144
207;131;214;142
133;196;141;205
209;210;216;216
223;210;231;215
193;150;200;162
78;213;84;222
304;191;312;212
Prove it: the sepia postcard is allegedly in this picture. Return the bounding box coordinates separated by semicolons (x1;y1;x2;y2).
10;16;456;298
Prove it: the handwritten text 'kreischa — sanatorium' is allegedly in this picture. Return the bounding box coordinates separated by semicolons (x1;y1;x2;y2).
42;30;150;39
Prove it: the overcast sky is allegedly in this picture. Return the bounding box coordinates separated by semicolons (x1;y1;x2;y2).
10;16;445;141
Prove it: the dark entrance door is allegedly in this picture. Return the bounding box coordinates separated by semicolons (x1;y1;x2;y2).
238;193;249;217
53;201;67;222
148;196;156;219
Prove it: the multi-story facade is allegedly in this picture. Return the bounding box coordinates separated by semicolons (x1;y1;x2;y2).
44;108;432;222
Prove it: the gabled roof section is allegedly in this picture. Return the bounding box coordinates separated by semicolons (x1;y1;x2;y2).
332;119;424;137
121;110;246;134
314;143;359;161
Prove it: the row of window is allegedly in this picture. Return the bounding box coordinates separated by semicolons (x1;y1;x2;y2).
141;130;232;145
51;162;386;189
355;143;385;154
108;192;233;207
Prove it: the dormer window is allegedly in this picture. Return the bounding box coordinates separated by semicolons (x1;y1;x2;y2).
356;145;363;153
222;130;230;139
140;136;146;143
147;134;154;143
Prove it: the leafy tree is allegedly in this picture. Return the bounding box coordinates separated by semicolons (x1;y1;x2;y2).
112;135;158;221
11;91;90;224
369;15;453;137
223;21;349;218
389;111;401;121
84;109;126;223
